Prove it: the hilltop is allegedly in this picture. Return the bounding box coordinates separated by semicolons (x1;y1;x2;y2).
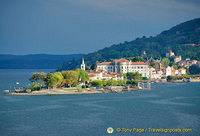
59;18;200;70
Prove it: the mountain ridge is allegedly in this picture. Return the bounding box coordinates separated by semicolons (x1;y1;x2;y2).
0;54;84;69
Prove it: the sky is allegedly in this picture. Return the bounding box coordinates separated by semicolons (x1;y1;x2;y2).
0;0;200;55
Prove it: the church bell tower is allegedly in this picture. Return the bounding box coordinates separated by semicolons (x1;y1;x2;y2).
81;58;85;71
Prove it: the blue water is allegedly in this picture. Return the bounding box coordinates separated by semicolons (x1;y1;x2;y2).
0;70;200;136
0;69;54;91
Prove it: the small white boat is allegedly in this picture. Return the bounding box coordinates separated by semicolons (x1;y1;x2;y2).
3;90;10;93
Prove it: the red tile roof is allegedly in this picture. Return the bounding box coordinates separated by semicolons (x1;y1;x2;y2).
102;74;113;77
97;59;148;65
113;58;129;62
96;69;104;72
97;62;113;65
132;62;148;65
192;60;197;62
108;72;123;77
178;68;185;71
89;74;96;77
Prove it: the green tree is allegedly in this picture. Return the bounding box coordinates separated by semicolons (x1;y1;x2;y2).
132;56;144;62
150;62;160;69
106;79;118;86
31;83;40;91
117;80;126;86
189;65;200;75
90;80;103;88
126;80;138;86
173;65;178;70
126;72;142;81
61;71;78;87
161;58;170;67
46;72;63;89
169;61;175;67
75;69;89;83
90;63;97;70
29;72;47;89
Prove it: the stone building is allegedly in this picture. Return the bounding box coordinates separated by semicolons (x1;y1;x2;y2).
96;58;152;78
166;50;175;57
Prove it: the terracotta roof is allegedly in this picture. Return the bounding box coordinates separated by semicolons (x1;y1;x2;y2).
192;60;197;62
116;74;123;77
89;74;96;77
178;68;185;71
108;72;117;75
97;62;113;65
132;62;148;65
108;72;123;77
113;58;129;62
96;69;104;72
161;67;166;70
102;74;113;77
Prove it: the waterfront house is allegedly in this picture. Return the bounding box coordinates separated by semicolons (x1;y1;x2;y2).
87;69;123;81
96;58;152;78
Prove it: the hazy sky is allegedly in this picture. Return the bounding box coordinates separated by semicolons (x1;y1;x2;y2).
0;0;200;55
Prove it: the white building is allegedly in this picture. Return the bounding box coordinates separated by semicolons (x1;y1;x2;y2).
166;50;175;57
174;56;182;63
96;58;152;78
81;58;85;70
87;70;123;81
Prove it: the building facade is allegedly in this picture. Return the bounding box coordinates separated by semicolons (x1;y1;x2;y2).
96;58;152;78
166;50;175;57
174;56;182;63
87;70;123;82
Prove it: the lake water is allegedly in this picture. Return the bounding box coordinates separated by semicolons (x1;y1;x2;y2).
0;69;54;91
0;69;200;136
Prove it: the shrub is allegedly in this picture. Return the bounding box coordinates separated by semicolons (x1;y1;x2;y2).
26;89;31;93
126;80;138;86
31;83;40;91
142;77;148;80
91;80;103;88
82;85;86;88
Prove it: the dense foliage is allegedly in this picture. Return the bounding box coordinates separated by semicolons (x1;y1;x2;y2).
28;69;89;90
90;79;126;88
126;72;142;81
189;65;200;75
